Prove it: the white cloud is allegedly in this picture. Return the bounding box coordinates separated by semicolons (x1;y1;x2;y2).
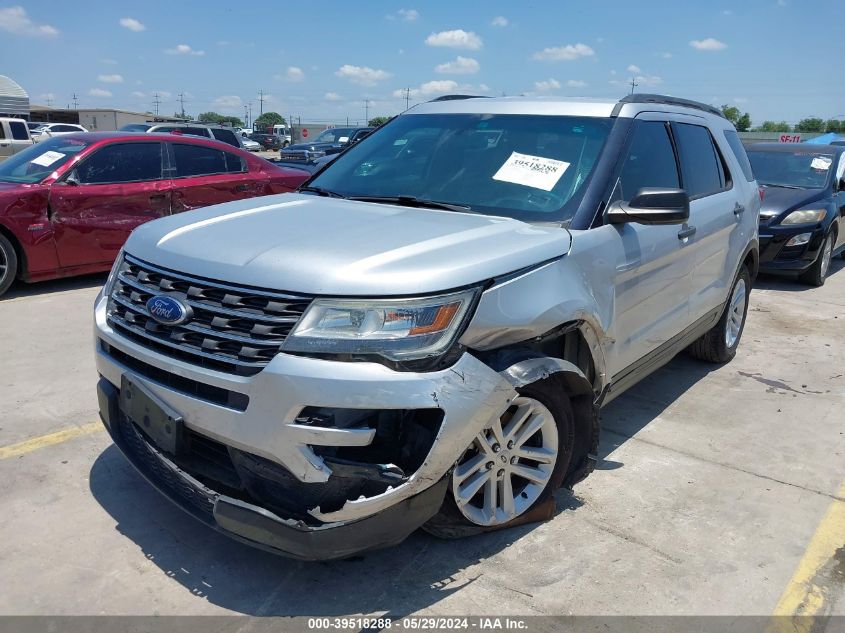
689;38;727;51
534;78;561;92
212;95;242;110
491;16;508;27
119;17;145;32
88;88;112;98
131;91;146;98
0;6;58;36
97;74;123;83
478;83;490;92
777;0;786;5
425;29;483;50
393;79;459;99
612;73;663;88
532;43;594;61
324;92;343;101
435;56;479;75
166;43;205;56
566;79;587;88
151;90;171;100
394;8;419;21
627;64;642;74
662;52;673;59
335;64;392;86
722;9;733;15
733;97;749;103
283;66;304;81
100;58;118;65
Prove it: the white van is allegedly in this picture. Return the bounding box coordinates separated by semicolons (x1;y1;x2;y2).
0;118;33;161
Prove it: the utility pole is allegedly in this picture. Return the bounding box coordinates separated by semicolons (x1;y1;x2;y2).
72;93;79;109
46;95;53;107
243;105;249;128
364;99;371;124
177;92;186;118
248;101;253;127
404;87;411;111
152;92;161;116
629;77;638;95
258;90;265;116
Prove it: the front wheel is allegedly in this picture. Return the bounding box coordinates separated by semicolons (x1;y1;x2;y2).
426;377;575;536
689;265;750;363
799;231;834;287
0;233;18;298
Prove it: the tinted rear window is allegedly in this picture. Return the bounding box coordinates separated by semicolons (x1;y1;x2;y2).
172;143;227;177
673;123;726;198
211;128;240;147
77;142;163;184
723;130;755;182
9;121;28;140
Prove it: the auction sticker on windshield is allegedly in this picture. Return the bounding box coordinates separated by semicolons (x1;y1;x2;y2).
810;156;832;171
493;151;570;191
31;151;66;167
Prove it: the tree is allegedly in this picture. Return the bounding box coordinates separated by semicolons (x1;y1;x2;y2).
368;116;390;127
253;112;286;132
721;104;751;131
197;111;243;127
794;117;824;133
825;119;842;133
757;120;792;132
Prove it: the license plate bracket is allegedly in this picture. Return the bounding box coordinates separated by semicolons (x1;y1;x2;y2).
119;374;185;456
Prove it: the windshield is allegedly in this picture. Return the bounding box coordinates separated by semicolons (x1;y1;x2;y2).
308;113;613;222
314;128;357;143
0;137;90;183
748;150;834;189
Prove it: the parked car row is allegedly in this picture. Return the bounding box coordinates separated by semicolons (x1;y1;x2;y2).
0;132;310;296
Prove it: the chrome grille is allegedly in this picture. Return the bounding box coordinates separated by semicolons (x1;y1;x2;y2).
107;255;312;376
280;150;309;161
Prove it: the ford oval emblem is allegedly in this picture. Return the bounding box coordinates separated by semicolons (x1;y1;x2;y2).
145;295;192;326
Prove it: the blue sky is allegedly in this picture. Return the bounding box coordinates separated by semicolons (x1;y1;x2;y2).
1;0;843;126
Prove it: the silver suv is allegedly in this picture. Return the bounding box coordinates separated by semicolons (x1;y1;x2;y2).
94;94;759;560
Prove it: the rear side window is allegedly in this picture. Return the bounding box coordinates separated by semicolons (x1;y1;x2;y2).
673;123;727;198
211;128;240;147
615;120;680;201
172;143;227;177
723;130;755;182
0;124;5;139
76;142;163;184
224;151;246;173
9;121;28;140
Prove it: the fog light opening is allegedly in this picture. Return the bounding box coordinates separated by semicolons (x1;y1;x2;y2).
785;232;811;248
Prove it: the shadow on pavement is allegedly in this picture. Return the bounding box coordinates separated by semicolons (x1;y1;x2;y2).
89;445;581;616
753;256;844;292
2;272;107;300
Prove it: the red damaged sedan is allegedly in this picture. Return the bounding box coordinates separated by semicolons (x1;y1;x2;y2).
0;132;309;296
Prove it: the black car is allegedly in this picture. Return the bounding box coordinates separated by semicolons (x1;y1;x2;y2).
279;127;373;163
748;143;845;286
252;133;283;151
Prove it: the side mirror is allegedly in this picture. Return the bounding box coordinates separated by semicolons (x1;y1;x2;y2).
608;188;690;225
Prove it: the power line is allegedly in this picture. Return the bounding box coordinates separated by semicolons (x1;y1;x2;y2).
152;92;161;116
258;89;265;116
177;92;186;118
71;93;79;109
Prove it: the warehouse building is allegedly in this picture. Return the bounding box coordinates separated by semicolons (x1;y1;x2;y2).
29;105;185;131
0;75;29;117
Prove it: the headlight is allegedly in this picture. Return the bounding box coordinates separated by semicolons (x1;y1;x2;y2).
282;289;477;361
102;250;125;297
781;209;826;225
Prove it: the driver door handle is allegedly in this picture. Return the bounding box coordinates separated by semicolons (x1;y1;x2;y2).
733;203;745;216
678;226;697;240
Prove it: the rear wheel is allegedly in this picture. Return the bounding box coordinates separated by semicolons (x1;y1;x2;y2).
426;377;575;536
0;233;18;298
799;231;834;287
689;265;750;363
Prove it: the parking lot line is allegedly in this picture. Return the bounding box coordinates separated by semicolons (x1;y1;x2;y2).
768;481;845;629
0;422;103;460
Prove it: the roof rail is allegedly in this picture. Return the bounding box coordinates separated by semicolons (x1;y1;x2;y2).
615;94;725;119
429;94;489;102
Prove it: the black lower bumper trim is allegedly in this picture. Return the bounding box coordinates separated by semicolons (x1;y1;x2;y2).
97;377;448;560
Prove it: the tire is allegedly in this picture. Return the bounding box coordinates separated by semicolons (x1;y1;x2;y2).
424;376;576;538
799;230;834;287
0;232;18;298
688;265;751;363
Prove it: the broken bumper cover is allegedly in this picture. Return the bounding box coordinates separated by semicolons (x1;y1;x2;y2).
99;377;448;560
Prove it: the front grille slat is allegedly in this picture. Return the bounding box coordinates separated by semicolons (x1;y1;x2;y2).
107;255;312;376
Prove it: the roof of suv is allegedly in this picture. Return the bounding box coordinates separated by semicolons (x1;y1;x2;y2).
408;93;730;125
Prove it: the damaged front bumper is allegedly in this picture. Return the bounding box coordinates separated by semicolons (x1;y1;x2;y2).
95;295;519;558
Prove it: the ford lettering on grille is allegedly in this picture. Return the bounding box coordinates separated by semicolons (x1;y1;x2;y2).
146;295;191;326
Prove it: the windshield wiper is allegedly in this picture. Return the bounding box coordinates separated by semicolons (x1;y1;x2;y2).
348;195;474;213
760;183;802;190
298;185;347;199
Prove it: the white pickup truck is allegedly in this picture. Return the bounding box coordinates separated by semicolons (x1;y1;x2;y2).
0;118;33;162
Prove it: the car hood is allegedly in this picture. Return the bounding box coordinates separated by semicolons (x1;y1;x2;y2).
284;142;338;152
759;186;827;218
125;193;572;296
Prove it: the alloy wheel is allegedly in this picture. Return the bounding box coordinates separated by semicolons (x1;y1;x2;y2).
451;396;558;526
724;278;747;348
820;235;833;281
